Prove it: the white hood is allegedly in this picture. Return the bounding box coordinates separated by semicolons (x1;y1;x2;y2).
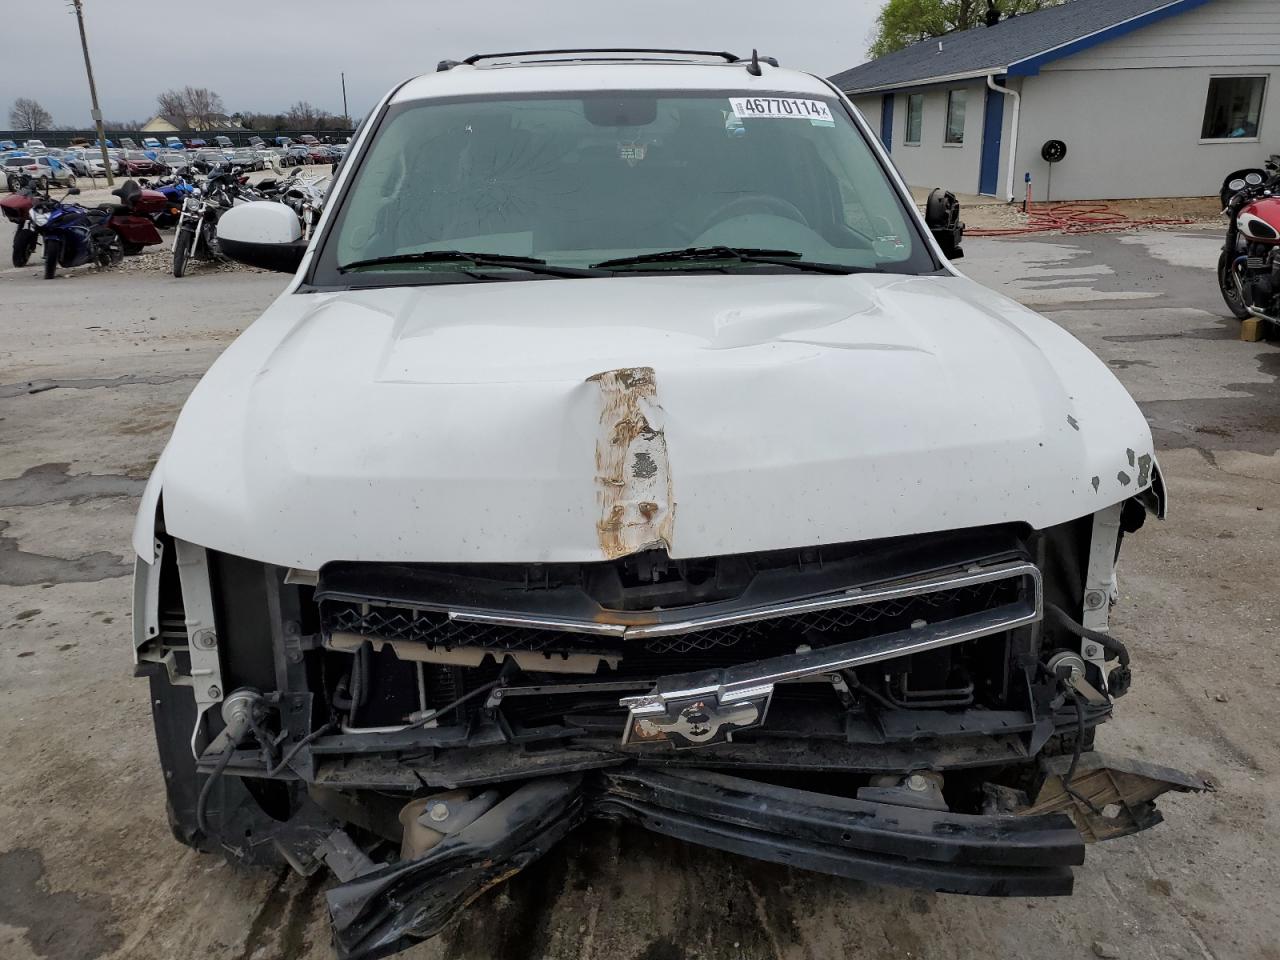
136;273;1158;568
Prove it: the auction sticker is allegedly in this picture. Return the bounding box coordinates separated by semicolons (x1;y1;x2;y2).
730;97;833;122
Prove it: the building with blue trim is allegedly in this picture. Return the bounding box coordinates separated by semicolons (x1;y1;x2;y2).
831;0;1279;201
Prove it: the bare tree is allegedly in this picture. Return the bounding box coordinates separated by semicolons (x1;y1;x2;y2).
155;86;225;130
285;101;320;127
156;89;189;127
9;97;54;131
183;86;225;130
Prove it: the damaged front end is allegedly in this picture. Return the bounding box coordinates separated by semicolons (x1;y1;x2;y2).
133;493;1204;960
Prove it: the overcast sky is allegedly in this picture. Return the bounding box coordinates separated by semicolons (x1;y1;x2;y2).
7;0;881;127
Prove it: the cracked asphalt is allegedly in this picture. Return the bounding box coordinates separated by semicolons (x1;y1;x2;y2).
1;224;1278;960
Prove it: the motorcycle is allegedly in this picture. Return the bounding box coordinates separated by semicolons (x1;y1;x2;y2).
1;174;41;267
257;171;328;240
172;164;246;277
139;174;196;229
1218;157;1280;324
31;179;164;279
28;187;122;279
99;179;168;255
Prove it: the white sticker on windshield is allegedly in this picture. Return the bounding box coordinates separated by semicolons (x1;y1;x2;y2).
730;97;833;123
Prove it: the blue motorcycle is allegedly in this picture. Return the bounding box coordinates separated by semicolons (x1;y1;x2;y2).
29;187;123;279
140;174;197;228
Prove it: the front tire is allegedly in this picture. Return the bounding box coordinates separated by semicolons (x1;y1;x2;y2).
12;227;37;268
1219;249;1253;320
173;225;194;278
42;237;61;279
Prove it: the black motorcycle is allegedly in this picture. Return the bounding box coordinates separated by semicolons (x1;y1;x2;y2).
172;163;245;278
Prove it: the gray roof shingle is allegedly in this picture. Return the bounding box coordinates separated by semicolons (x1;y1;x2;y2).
829;0;1198;93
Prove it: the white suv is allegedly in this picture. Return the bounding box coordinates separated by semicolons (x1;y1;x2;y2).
134;49;1194;960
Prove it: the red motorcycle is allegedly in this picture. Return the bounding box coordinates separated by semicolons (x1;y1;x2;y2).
100;179;166;255
1219;158;1280;323
1;175;42;266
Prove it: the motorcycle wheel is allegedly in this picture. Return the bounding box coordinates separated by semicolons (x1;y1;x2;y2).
12;228;37;268
173;225;194;278
42;237;61;279
1218;250;1253;321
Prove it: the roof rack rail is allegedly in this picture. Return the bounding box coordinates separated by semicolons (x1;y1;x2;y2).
440;48;743;71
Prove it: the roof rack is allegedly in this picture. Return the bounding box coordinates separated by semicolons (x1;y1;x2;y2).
437;49;746;72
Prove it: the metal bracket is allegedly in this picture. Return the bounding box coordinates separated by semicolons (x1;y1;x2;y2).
174;539;225;758
131;537;164;655
1082;505;1123;688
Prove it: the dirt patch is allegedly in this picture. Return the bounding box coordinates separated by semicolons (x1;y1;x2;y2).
0;519;131;586
0;847;123;960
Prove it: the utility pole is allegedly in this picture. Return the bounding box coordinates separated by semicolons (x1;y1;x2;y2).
341;72;349;124
70;0;113;186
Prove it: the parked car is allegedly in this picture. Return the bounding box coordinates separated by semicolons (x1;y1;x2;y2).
138;50;1203;959
274;135;293;147
23;139;46;151
184;138;207;149
213;135;235;150
285;144;312;165
193;149;232;169
5;154;75;190
296;133;319;145
165;136;184;150
159;150;190;171
120;150;168;176
0;140;17;151
119;137;139;150
142;137;162;150
63;149;112;179
230;147;263;171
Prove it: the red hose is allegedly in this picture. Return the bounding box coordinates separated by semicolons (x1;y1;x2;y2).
965;202;1194;237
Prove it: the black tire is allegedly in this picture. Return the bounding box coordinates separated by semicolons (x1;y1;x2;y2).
42;237;60;279
1219;249;1253;320
12;227;36;268
173;225;194;278
122;242;144;256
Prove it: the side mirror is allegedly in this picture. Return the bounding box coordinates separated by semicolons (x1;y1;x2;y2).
216;201;306;273
924;187;965;261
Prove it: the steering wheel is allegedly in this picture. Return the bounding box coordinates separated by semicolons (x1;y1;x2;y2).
700;194;809;234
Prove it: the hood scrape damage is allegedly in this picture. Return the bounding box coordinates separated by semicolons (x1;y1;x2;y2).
590;366;675;560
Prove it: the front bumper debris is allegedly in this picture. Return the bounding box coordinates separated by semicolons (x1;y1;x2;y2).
323;759;1206;959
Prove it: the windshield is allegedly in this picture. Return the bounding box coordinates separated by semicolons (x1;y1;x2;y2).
314;89;934;285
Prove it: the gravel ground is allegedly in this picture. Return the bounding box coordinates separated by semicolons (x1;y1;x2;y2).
0;220;1277;960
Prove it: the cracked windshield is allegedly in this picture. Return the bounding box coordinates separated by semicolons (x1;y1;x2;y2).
330;91;922;278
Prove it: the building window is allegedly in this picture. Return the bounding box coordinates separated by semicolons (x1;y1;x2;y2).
1202;76;1266;140
945;90;967;144
905;94;924;145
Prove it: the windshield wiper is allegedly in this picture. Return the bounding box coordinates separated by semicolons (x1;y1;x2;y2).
338;250;607;278
592;246;867;275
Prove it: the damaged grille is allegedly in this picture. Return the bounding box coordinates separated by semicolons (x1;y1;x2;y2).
321;579;1018;663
